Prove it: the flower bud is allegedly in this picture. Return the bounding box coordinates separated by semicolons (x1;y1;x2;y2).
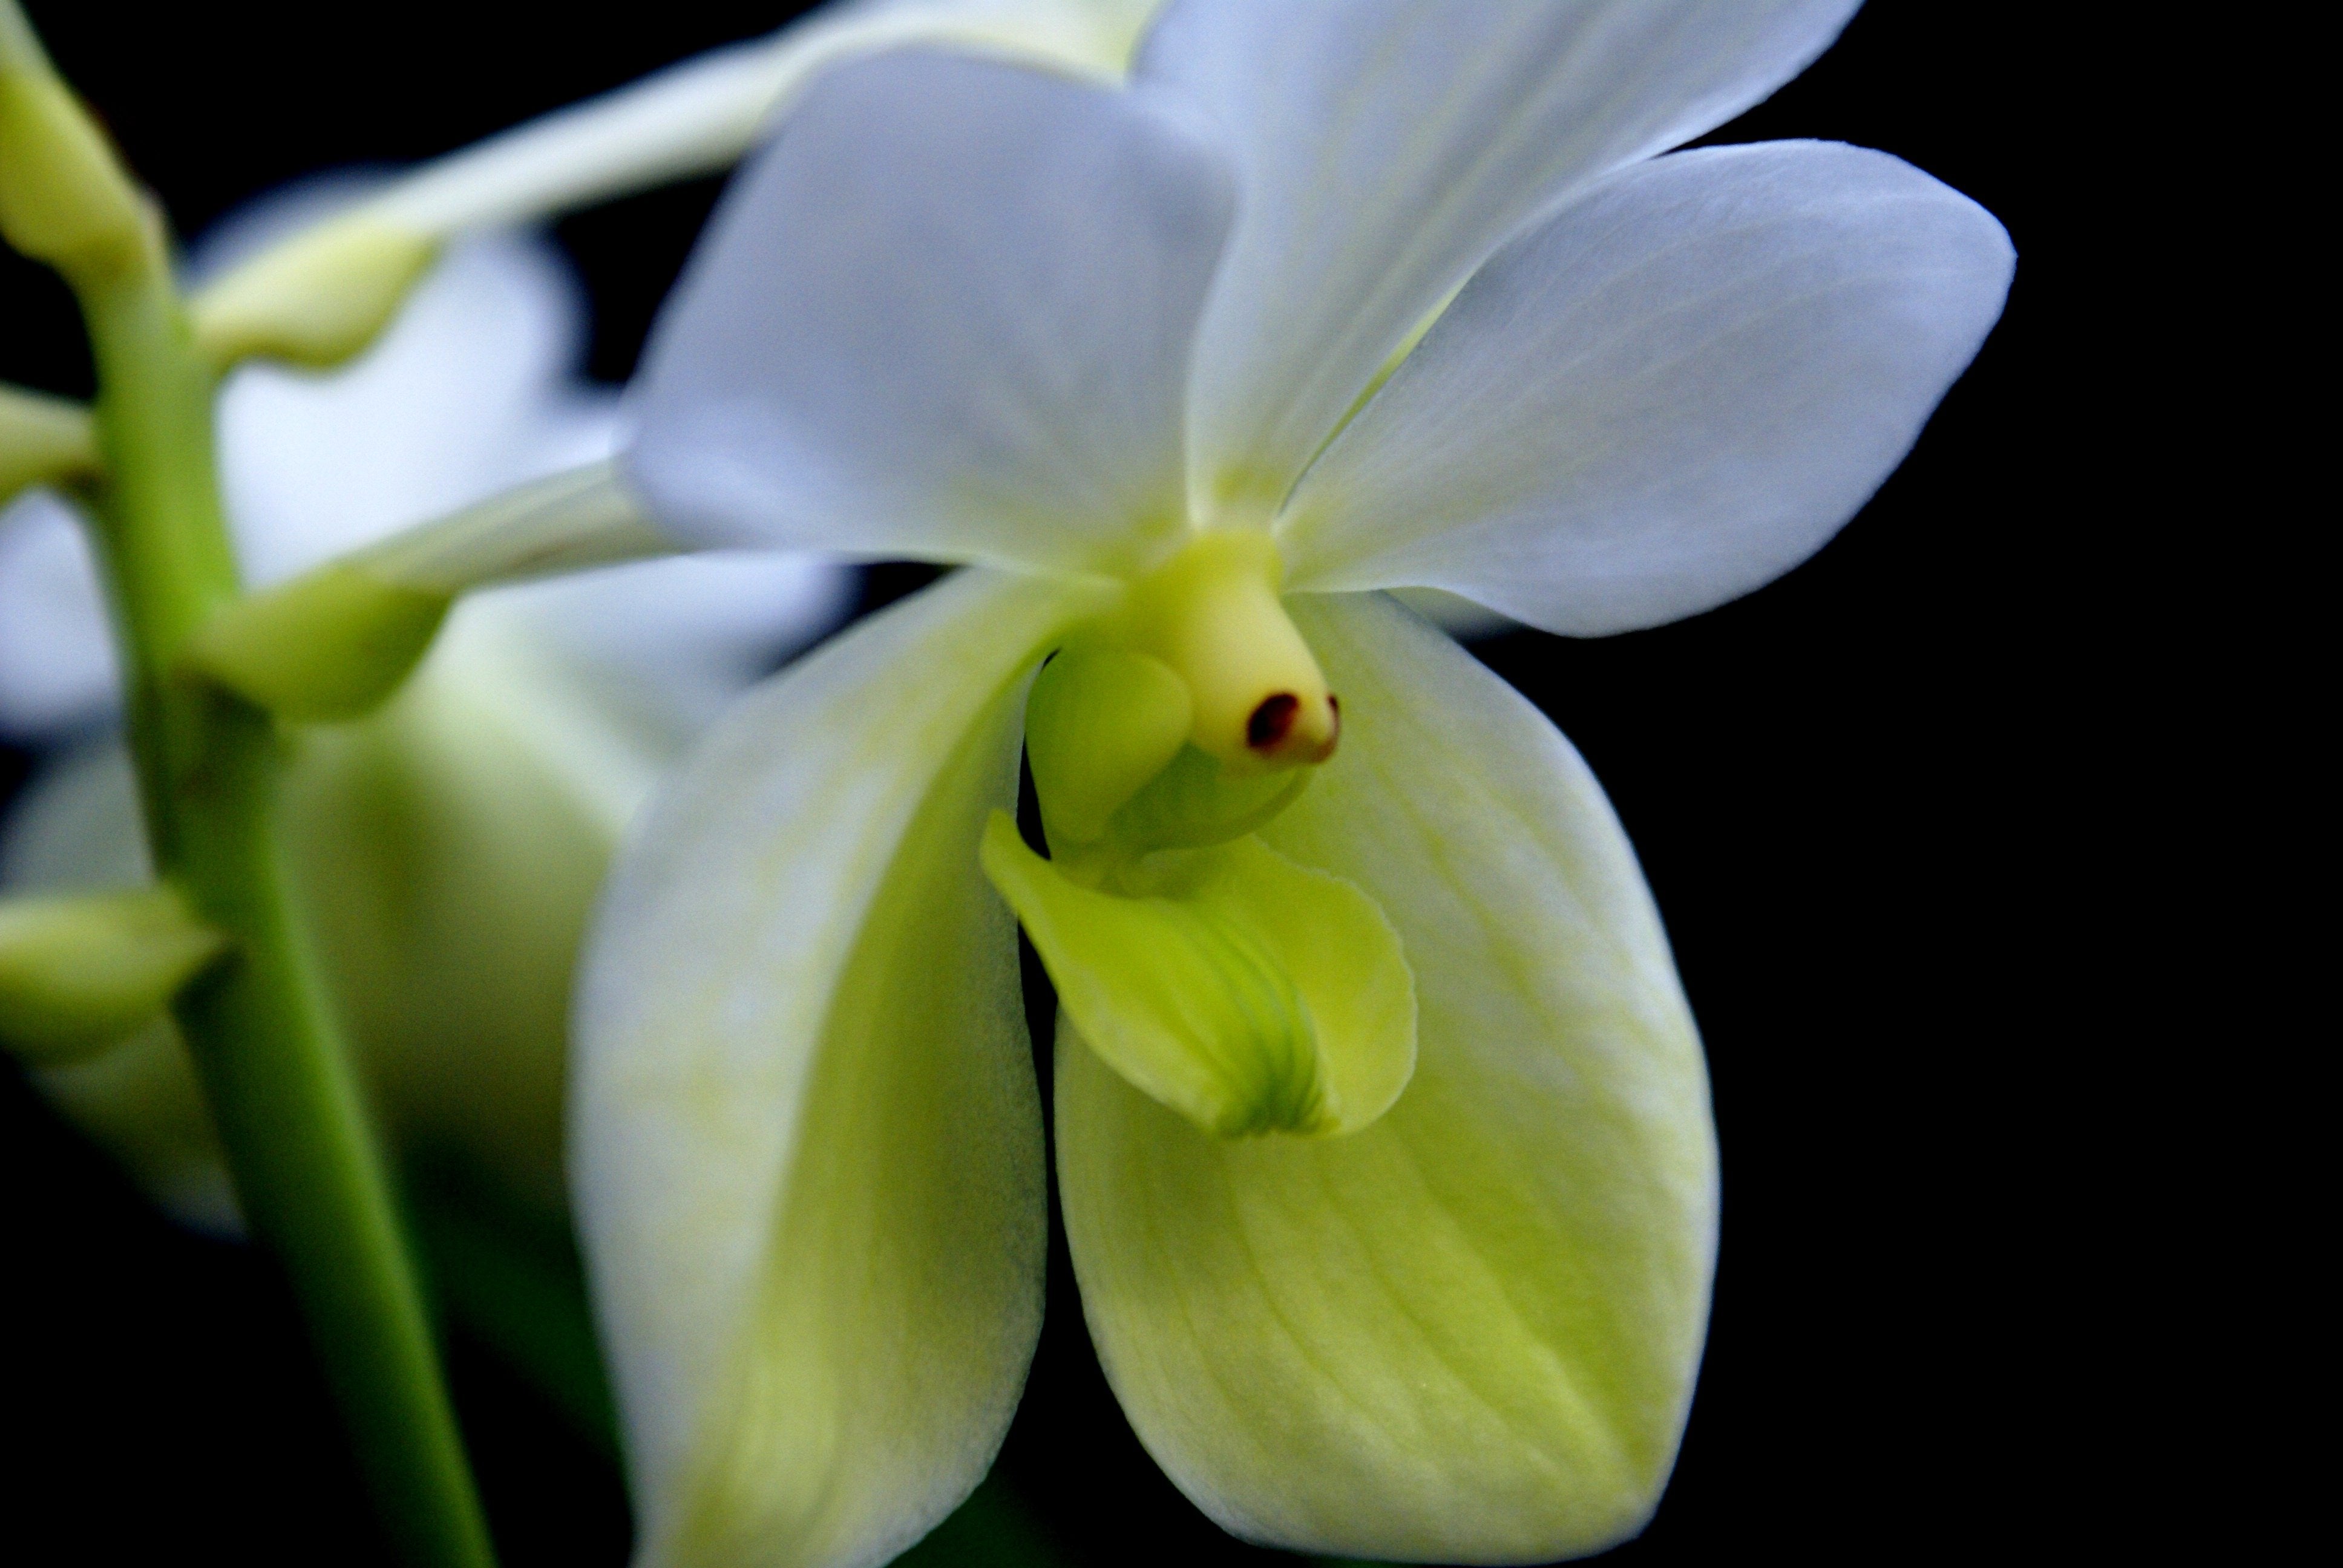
0;63;146;276
185;561;453;723
189;218;439;370
0;886;226;1060
1;385;97;503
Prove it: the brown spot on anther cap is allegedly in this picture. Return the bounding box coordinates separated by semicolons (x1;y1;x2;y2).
1302;694;1340;763
1247;693;1299;750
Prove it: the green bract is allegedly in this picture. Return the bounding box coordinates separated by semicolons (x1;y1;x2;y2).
0;886;225;1060
0;57;143;275
574;2;2014;1564
185;561;454;723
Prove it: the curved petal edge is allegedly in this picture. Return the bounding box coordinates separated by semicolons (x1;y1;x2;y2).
1283;141;2017;635
1059;591;1717;1562
572;567;1106;1568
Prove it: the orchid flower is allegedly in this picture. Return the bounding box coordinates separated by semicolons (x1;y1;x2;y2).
574;3;2013;1563
0;218;846;1232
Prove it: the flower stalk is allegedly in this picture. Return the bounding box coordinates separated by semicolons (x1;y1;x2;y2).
4;7;495;1563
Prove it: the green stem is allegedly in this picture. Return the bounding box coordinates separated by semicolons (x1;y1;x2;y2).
75;224;496;1567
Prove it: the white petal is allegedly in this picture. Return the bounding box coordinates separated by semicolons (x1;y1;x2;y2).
1282;142;2016;634
480;550;855;752
625;50;1233;575
332;459;674;597
1138;0;1862;520
217;234;618;586
572;567;1110;1567
0;491;118;740
1388;586;1521;641
1059;591;1715;1561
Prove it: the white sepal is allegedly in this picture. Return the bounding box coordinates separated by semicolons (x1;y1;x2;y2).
1282;142;2016;635
628;49;1233;577
1139;0;1864;522
572;567;1109;1568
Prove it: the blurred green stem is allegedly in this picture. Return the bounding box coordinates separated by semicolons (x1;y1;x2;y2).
59;115;497;1568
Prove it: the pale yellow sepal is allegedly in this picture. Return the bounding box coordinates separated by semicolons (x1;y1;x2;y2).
1058;593;1715;1563
0;886;228;1062
189;218;441;371
1;382;96;500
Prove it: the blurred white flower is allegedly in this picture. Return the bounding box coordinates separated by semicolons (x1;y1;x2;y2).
1;202;850;1230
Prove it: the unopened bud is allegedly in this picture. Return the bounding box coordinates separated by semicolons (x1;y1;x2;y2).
1;886;228;1062
185;561;453;723
0;65;146;275
1;383;96;500
191;217;439;370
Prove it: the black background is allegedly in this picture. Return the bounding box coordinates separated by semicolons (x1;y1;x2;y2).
3;4;2094;1564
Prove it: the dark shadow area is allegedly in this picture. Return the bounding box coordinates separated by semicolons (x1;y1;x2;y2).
0;1058;396;1566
